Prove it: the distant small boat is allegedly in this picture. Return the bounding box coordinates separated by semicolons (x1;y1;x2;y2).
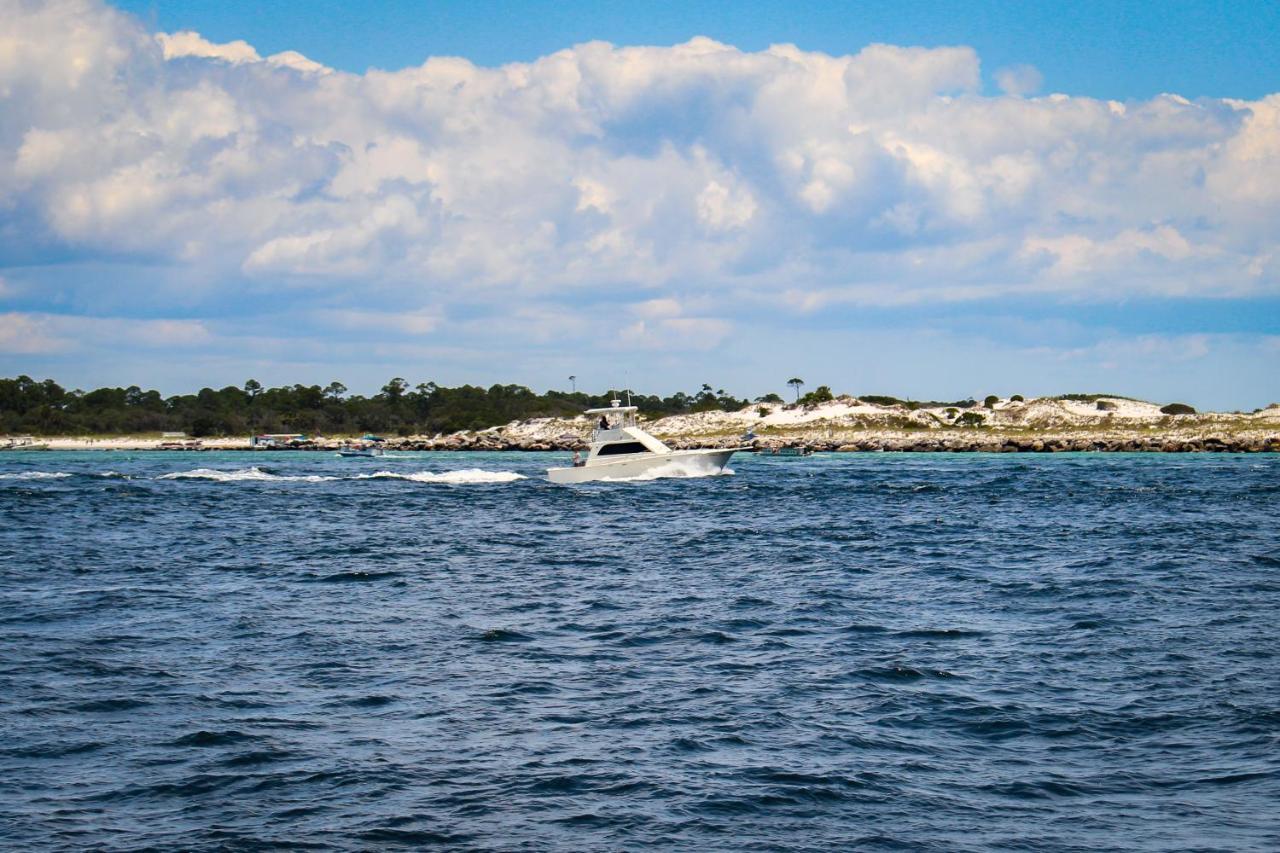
336;447;383;458
769;446;812;457
336;435;386;458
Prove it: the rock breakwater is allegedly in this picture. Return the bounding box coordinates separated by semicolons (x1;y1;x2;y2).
376;431;1279;453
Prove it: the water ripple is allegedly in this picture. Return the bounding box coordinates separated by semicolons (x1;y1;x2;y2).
1;450;1278;850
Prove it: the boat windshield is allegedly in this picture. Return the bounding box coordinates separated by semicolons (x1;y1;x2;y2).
585;403;638;434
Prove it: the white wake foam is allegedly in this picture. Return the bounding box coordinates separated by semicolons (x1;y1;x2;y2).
157;466;524;484
599;459;734;482
158;467;338;482
355;468;526;484
0;471;73;480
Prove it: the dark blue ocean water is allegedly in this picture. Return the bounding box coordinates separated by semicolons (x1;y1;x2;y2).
1;450;1278;851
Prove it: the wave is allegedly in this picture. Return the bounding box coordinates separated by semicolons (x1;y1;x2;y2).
156;466;523;484
170;729;258;747
0;471;73;480
158;467;338;482
894;628;988;639
0;470;138;481
305;570;403;583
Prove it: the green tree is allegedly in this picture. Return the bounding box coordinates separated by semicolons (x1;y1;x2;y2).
787;377;805;401
1;375;783;436
799;385;834;405
381;378;409;402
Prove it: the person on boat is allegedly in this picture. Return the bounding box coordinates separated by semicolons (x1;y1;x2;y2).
598;415;609;430
572;450;583;467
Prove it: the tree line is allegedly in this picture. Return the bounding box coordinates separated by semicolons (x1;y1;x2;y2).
0;376;758;437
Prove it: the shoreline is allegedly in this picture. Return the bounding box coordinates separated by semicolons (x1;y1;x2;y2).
11;432;1280;453
9;397;1279;454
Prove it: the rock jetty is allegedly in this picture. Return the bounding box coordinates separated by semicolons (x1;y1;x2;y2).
370;431;1278;453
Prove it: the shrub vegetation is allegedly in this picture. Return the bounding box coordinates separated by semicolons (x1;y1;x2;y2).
1057;393;1140;402
0;376;748;437
860;395;977;409
798;385;835;405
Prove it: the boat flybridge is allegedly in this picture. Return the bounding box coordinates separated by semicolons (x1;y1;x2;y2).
546;399;745;484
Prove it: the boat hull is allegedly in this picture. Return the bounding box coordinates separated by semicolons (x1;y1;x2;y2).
547;448;740;484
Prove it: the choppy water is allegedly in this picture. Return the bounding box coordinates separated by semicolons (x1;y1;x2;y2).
2;450;1278;851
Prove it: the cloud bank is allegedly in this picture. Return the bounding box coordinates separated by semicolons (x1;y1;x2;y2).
1;0;1278;403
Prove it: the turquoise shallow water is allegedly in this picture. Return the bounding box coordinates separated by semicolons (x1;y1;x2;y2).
1;451;1278;851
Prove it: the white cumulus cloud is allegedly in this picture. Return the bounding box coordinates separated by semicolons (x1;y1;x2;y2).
156;30;260;63
995;64;1044;97
0;0;1278;381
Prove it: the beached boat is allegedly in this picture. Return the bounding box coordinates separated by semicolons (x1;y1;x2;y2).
0;438;49;451
252;433;312;450
547;400;744;484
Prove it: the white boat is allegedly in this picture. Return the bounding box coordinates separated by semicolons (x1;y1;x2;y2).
0;438;48;451
547;400;743;484
335;440;384;455
336;436;385;458
336;446;383;458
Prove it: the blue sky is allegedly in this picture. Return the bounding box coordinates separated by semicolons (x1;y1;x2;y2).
115;0;1280;100
2;0;1278;408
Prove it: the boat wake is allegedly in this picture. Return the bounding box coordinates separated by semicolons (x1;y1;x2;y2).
355;469;526;484
599;460;735;482
157;466;524;484
0;471;140;481
159;467;337;482
0;471;73;480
